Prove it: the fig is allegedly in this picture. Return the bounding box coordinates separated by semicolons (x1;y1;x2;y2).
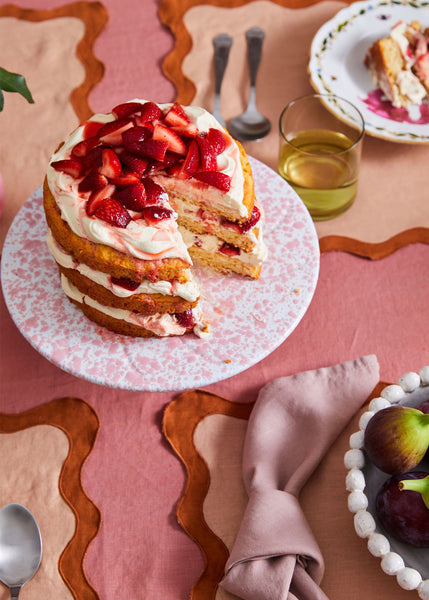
364;405;429;474
419;399;429;414
376;471;429;548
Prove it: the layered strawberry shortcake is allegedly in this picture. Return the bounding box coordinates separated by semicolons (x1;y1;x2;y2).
43;100;267;338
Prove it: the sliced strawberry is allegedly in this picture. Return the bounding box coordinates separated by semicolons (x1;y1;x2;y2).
94;198;131;228
71;135;100;158
152;123;187;155
97;118;134;145
112;101;146;119
81;144;109;173
120;152;148;177
138;101;162;123
141;178;169;204
99;148;122;179
174;309;194;329
170;124;198;138
111;276;140;291
415;53;429;82
86;184;116;216
78;172;108;193
238;205;261;233
182;139;199;175
110;171;141;186
51;159;84;178
115;182;147;211
122;126;152;148
141;205;174;224
219;242;240;256
193;170;231;191
164;103;198;136
167;139;199;179
81;120;105;139
127;139;168;161
164;102;189;124
206;128;226;154
196;133;218;170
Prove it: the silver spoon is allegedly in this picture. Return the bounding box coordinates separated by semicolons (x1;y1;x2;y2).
212;33;233;127
0;503;42;599
228;27;271;141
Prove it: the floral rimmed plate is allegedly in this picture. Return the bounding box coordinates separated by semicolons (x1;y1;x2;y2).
345;367;429;599
1;157;320;392
309;0;429;143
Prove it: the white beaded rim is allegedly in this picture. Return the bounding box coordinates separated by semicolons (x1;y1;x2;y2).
345;366;429;599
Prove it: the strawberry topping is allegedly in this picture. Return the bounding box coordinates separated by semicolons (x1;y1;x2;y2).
78;172;108;193
141;205;174;224
51;101;234;229
94;198;131;228
115;182;147;211
51;159;84;178
153;123;187;155
193;171;231;191
99;148;122;179
86;184;116;216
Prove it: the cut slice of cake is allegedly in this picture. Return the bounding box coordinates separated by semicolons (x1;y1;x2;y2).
43;100;267;338
365;20;429;108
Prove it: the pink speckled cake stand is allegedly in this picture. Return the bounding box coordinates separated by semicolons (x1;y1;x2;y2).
1;157;319;391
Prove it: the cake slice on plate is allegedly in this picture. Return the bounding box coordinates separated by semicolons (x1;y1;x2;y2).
365;20;429;108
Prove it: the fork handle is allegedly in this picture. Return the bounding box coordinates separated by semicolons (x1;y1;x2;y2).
246;27;265;88
213;33;233;95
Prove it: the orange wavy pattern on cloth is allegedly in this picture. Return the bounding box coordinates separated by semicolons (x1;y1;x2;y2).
163;383;389;600
158;0;429;260
0;398;101;600
0;2;108;121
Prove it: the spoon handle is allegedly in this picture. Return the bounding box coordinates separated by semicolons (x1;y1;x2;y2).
246;27;265;88
10;587;21;599
213;33;233;95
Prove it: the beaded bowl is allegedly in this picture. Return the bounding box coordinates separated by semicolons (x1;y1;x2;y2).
345;367;429;599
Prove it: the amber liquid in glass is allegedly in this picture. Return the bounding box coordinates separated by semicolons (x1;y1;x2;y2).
278;129;359;220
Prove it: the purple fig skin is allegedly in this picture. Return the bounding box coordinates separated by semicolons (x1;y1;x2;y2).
419;400;429;414
363;406;429;475
376;471;429;548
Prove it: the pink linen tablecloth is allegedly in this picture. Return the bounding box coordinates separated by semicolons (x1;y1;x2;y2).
0;1;429;599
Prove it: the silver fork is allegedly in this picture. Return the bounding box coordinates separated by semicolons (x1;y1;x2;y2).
212;33;233;127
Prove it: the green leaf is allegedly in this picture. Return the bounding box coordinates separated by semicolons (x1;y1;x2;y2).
0;90;3;112
0;67;34;111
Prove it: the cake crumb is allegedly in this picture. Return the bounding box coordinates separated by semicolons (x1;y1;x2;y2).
224;359;232;364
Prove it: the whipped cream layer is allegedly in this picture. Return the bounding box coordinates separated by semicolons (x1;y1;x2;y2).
180;228;268;267
61;275;209;338
47;100;247;262
171;197;263;247
47;231;200;301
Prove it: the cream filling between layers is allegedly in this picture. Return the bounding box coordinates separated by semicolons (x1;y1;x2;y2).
61;275;209;338
46;100;247;262
171;196;262;246
180;228;268;266
47;231;200;301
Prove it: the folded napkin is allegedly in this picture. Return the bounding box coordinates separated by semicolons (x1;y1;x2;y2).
221;355;380;600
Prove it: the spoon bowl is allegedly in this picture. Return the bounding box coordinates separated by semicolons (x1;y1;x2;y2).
228;27;271;142
0;503;42;598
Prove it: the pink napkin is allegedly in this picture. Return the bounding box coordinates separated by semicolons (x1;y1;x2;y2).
221;355;380;600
